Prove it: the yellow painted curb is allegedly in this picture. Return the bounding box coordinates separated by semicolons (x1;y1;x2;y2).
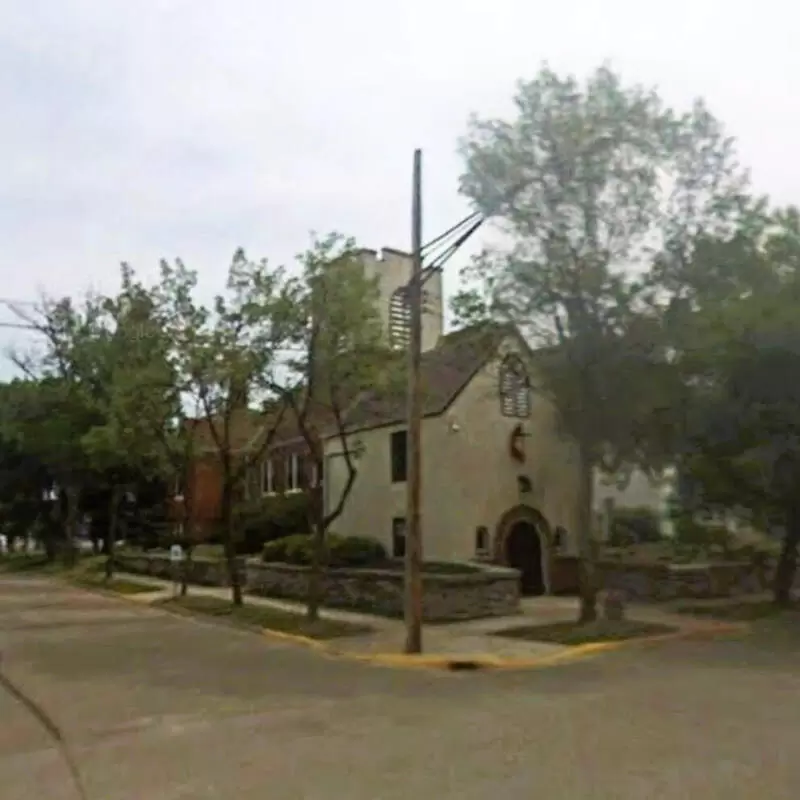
310;622;750;672
260;628;327;651
328;639;624;671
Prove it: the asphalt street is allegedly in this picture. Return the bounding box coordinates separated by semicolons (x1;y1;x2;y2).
2;576;799;799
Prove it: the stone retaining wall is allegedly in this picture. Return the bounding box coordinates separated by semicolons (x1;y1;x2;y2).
597;560;786;602
114;552;247;587
115;552;520;622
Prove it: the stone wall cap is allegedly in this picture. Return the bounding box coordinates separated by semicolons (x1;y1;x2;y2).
247;560;519;582
668;561;752;572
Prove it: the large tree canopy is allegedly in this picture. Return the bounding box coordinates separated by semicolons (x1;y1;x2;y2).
674;209;800;603
453;64;750;620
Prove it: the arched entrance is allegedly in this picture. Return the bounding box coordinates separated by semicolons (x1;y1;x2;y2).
495;505;551;596
505;521;544;595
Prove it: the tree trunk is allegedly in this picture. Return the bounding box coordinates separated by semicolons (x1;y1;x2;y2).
774;502;800;607
220;478;243;606
306;522;325;623
576;441;597;623
38;509;56;561
305;483;327;622
104;486;122;582
180;488;193;596
42;527;57;562
62;486;80;568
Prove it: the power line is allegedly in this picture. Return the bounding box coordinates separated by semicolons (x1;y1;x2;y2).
0;298;39;332
0;322;37;331
423;215;485;273
0;298;37;307
420;211;482;257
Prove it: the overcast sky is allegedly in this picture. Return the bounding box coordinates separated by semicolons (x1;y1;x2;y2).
1;0;798;368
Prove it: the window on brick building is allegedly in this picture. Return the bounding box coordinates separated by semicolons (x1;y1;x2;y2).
261;459;275;494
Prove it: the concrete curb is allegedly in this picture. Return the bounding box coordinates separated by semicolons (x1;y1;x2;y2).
325;640;621;671
262;621;750;671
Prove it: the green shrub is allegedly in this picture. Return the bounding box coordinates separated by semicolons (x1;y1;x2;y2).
262;533;386;568
233;493;310;554
286;534;314;565
327;535;386;567
608;507;662;546
261;536;295;563
674;517;731;550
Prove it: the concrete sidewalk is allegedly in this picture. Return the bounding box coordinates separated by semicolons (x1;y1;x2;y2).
112;572;741;666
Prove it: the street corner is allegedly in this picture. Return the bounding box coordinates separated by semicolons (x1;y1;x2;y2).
320;641;622;672
318;620;755;673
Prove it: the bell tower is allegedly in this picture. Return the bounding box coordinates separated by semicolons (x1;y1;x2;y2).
355;247;443;352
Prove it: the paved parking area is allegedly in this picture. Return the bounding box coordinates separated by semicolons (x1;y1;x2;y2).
2;576;800;799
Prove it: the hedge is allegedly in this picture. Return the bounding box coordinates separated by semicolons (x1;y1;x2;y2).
262;533;386;568
608;507;663;546
231;492;310;554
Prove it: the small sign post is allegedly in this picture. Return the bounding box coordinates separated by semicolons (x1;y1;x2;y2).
170;544;185;596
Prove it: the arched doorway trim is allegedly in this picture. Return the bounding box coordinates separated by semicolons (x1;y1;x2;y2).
494;504;552;594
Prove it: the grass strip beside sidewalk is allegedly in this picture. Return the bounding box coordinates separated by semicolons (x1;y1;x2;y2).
155;594;373;641
71;575;162;595
675;599;800;621
492;619;677;646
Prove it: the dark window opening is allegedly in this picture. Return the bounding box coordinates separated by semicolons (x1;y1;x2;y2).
390;430;408;483
312;457;324;488
475;525;490;555
553;526;567;550
392;517;407;558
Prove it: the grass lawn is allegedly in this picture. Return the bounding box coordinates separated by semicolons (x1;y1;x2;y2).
492;619;677;646
0;554;63;573
71;575;162;595
676;599;800;622
0;554;160;595
156;594;373;640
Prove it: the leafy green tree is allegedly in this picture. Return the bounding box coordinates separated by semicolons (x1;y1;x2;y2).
162;251;292;606
0;380;54;554
453;64;748;621
269;234;396;621
9;297;107;564
676;209;800;604
80;264;182;580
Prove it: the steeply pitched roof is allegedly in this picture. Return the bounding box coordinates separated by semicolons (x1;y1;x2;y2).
187;409;265;454
337;321;516;433
191;400;336;456
189;322;522;450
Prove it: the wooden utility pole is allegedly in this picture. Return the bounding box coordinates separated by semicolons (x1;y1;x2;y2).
404;148;424;654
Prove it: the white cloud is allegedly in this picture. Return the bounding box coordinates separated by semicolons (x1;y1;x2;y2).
1;0;799;375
